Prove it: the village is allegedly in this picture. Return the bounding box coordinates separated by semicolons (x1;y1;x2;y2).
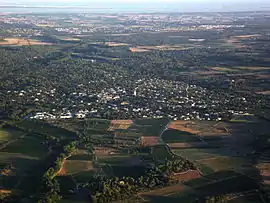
5;76;252;121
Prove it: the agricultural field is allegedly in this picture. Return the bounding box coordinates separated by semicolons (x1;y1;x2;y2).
0;136;48;158
1;117;269;202
107;120;133;131
58;160;94;176
151;172;261;203
162;129;200;143
129;44;192;52
151;144;174;160
16;120;77;139
0;38;52;46
172;148;220;161
129;117;269;203
0;135;50;190
140;136;162;146
105;42;130;47
132;118;169;137
0;125;25;144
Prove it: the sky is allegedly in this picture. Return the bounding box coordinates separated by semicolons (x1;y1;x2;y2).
1;0;270;12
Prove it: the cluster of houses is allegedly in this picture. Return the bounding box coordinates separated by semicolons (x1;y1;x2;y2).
6;76;253;121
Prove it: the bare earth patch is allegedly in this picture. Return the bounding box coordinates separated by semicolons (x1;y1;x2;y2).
171;170;201;182
130;45;189;52
105;42;130;47
94;147;117;156
107;120;133;131
236;66;270;71
61;37;80;41
256;91;270;95
129;47;150;52
211;67;233;72
0;190;12;195
168;121;230;137
197;157;246;171
233;34;261;39
168;142;207;149
168;121;200;134
0;38;52;46
257;163;270;185
140;136;161;146
255;74;270;79
59;160;94;176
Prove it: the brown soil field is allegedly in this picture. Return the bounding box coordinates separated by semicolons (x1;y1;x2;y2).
94;147;117;156
130;45;191;52
0;38;52;46
111;120;133;125
168;121;200;134
255;74;270;79
256;91;270;95
109;33;134;36
107;120;133;131
168;142;207;149
197;157;246;171
169;121;230;137
0;190;12;194
35;24;56;27
233;34;261;39
129;47;150;52
257;163;270;185
140;136;161;146
105;42;129;47
59;160;94;176
196;71;225;75
139;184;185;196
236;66;270;70
211;67;233;72
171;170;201;182
61;37;80;41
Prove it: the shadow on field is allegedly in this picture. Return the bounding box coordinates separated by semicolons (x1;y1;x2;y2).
165;118;270;202
143;195;184;203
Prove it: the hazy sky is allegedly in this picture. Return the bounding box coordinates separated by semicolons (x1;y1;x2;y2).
1;0;270;12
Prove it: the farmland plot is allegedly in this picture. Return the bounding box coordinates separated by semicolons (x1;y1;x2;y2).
162;129;200;143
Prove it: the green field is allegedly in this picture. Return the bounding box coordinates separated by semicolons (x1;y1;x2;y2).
197;156;249;172
0;152;40;173
132;118;169;136
85;118;111;131
0;126;25;144
228;194;263;203
151;144;174;160
0;136;48;158
172;148;219;161
162;129;200;143
67;154;93;161
97;155;132;165
62;160;94;175
73;170;97;182
15;120;77;139
191;175;258;196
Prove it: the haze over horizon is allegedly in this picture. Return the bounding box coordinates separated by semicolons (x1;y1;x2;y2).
1;0;270;12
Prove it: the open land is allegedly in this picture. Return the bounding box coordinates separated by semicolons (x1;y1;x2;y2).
0;38;52;46
1;11;270;203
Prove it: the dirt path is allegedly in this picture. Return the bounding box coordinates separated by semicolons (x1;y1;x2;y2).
55;155;71;177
